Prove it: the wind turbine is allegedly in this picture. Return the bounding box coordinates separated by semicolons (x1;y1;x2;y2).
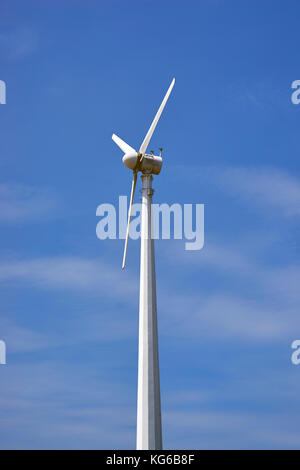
112;78;175;450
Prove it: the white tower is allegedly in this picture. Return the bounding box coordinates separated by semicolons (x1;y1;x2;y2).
112;79;175;450
137;173;162;450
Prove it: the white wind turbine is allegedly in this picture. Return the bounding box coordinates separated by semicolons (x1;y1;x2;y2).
112;78;175;450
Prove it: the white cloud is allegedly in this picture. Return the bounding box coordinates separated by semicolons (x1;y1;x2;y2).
0;183;60;223
178;165;300;217
219;166;300;216
0;310;137;355
160;291;296;342
0;318;48;353
164;410;300;449
1;247;299;343
0;361;136;449
0;256;138;300
0;29;38;61
160;236;300;342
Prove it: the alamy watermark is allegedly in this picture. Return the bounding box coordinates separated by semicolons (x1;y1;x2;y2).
291;80;300;104
0;340;6;365
0;80;6;104
291;340;300;365
96;196;204;250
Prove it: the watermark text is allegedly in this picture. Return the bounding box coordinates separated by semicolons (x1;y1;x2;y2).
291;80;300;104
291;340;300;365
0;340;6;365
0;80;6;104
96;196;204;250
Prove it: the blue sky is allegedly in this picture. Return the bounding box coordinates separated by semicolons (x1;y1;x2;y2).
1;0;300;449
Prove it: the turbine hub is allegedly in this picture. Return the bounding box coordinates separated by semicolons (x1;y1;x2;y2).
122;151;138;170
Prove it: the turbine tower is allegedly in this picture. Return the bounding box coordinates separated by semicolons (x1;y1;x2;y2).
112;78;175;450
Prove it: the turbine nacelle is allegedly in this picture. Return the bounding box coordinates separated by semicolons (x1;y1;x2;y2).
139;154;162;175
122;151;162;175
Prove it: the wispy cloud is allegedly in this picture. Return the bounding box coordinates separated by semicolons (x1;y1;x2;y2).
219;166;300;216
0;361;135;449
0;28;38;62
160;236;300;342
0;183;60;223
180;165;300;217
0;255;138;300
0;308;137;355
0;318;48;353
1;246;298;343
164;410;300;449
167;238;300;304
160;290;296;342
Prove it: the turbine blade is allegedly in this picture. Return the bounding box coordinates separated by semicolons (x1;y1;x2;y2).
139;78;175;155
112;134;136;154
122;171;137;269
